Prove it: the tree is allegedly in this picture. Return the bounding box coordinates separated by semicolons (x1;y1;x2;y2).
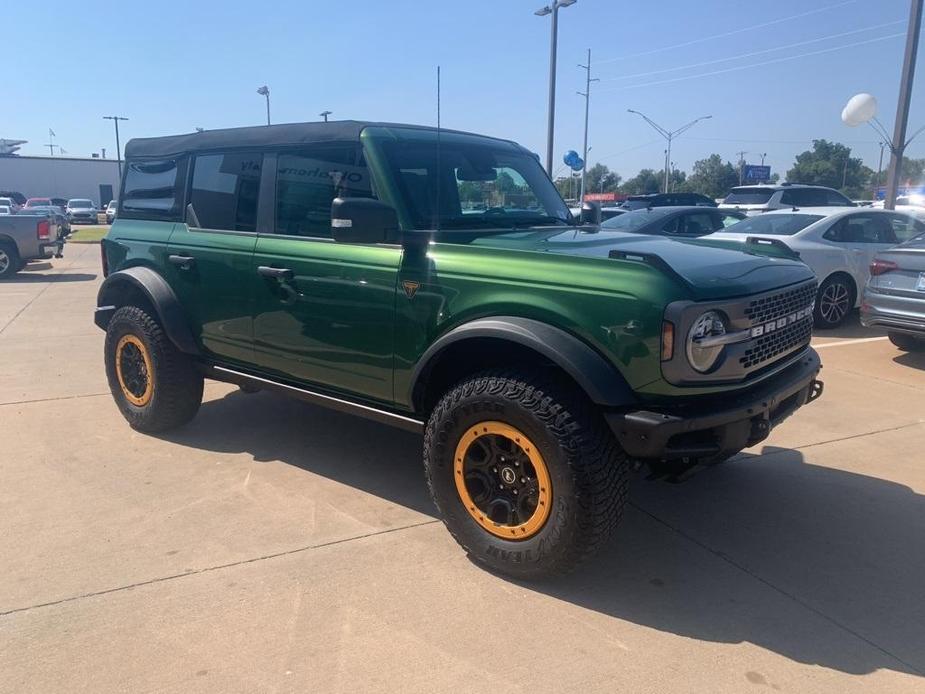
584;163;621;194
680;154;739;199
553;174;581;201
786;139;873;198
622;168;662;195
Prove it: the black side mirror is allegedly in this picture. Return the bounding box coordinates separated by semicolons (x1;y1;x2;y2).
331;197;399;244
580;201;602;225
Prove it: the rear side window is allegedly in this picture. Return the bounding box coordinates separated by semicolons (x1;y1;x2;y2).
724;188;774;204
275;146;372;238
887;213;925;242
189;152;263;232
121;158;183;219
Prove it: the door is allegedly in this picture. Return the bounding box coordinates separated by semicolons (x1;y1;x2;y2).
164;151;265;365
251;146;402;404
99;184;113;208
823;213;899;293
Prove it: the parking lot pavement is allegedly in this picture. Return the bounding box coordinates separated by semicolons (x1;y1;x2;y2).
1;249;923;693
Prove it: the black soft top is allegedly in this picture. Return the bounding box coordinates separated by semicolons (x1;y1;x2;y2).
124;120;520;159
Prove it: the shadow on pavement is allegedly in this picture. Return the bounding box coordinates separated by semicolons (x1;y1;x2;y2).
813;312;886;339
169;390;924;678
894;349;925;371
10;270;97;283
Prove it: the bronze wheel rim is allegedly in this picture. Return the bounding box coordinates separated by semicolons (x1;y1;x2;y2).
115;334;153;406
453;421;552;540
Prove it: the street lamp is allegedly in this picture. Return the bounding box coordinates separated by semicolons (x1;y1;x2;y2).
319;110;333;122
627;109;712;193
535;0;577;175
257;85;271;125
103;116;129;180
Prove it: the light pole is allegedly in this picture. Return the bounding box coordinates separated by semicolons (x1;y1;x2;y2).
877;141;886;193
257;85;271;125
320;110;332;122
577;48;598;203
103;116;128;180
760;152;767;165
736;150;748;185
627;110;712;193
535;0;577;175
842;148;851;190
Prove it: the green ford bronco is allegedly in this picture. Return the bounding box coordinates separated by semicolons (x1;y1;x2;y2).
95;121;823;577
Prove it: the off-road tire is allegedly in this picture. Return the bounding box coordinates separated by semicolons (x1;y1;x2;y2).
889;331;925;352
0;242;21;279
104;305;203;433
424;370;629;579
814;275;854;329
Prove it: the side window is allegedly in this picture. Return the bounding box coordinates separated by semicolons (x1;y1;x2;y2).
121;158;183;219
826;189;852;206
719;213;742;228
189;152;263;232
680;212;714;236
828;214;897;244
887;213;925;242
275;146;372;237
660;217;681;234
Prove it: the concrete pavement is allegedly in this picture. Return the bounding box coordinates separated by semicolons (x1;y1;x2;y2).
1;244;923;692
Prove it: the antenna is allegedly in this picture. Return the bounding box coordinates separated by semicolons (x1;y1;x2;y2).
434;65;442;232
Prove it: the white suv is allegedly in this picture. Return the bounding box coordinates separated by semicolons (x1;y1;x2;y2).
719;183;854;215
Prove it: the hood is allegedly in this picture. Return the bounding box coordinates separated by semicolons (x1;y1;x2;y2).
471;227;814;300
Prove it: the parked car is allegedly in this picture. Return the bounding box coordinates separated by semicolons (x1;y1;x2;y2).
24;197;52;208
719;184;854;215
601;206;745;237
106;199;117;223
0;191;26;208
66;198;98;224
705;207;925;327
0;209;65;278
0;196;21;213
621;192;717;210
94;120;823;577
861;234;925;351
51;197;68;209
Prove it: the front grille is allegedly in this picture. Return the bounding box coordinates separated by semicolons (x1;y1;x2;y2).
744;282;816;324
740;317;812;369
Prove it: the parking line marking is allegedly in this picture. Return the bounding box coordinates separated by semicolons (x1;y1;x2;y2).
813;336;889;349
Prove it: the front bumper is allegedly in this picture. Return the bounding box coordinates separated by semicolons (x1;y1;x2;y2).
606;348;822;460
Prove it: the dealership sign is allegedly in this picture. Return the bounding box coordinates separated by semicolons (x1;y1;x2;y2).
743;165;771;183
584;192;620;202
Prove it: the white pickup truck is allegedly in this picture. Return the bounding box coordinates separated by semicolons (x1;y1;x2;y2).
0;210;65;278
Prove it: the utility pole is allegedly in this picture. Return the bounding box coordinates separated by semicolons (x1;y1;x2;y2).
535;0;577;175
885;0;923;209
627;110;711;193
103;116;128;179
577;48;598;204
46;128;57;156
320;110;332;122
736;150;748;185
842;148;851;189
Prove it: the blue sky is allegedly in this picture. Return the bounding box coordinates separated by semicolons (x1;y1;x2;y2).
4;0;923;182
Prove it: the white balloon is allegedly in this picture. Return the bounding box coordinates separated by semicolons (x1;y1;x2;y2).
842;93;878;126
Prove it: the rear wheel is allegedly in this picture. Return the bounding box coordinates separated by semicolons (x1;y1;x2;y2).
104;305;203;432
424;370;629;578
889;331;925;352
814;275;854;328
0;243;21;279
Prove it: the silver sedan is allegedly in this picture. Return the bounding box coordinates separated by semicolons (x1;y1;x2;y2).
861;234;925;351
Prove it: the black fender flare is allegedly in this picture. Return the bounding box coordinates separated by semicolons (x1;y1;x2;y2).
94;266;199;355
410;316;637;409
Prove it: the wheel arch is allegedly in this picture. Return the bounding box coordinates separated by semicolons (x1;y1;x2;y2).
409;317;637;415
95;266;199;355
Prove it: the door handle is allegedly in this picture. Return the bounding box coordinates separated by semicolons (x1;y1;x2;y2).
168;254;195;269
257;265;294;280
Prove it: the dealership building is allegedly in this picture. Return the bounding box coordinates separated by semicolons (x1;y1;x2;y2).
0;154;121;205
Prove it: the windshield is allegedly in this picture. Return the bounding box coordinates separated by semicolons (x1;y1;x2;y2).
375;137;570;230
69;200;93;208
600;208;672;231
720;213;823;236
25;199;50;207
724;188;775;204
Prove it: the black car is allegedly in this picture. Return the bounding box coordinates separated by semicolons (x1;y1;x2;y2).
621;192;717;210
601;206;745;237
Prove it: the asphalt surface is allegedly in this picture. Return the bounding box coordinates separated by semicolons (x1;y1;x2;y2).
2;243;924;693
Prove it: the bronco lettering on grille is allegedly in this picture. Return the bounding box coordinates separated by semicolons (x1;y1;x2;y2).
750;305;813;338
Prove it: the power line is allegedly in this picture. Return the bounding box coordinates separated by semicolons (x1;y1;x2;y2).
597;33;904;93
596;0;858;64
599;21;904;82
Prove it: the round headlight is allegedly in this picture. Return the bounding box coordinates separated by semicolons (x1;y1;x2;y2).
686;310;727;373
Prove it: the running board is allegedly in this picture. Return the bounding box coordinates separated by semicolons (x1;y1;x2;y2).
206;365;424;433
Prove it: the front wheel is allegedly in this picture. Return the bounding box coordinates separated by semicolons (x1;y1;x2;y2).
424;370;629;578
814;276;854;328
104;305;203;432
889;332;925;352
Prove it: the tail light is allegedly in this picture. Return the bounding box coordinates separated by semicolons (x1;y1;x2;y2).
100;240;109;277
870;259;899;276
37;219;51;240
